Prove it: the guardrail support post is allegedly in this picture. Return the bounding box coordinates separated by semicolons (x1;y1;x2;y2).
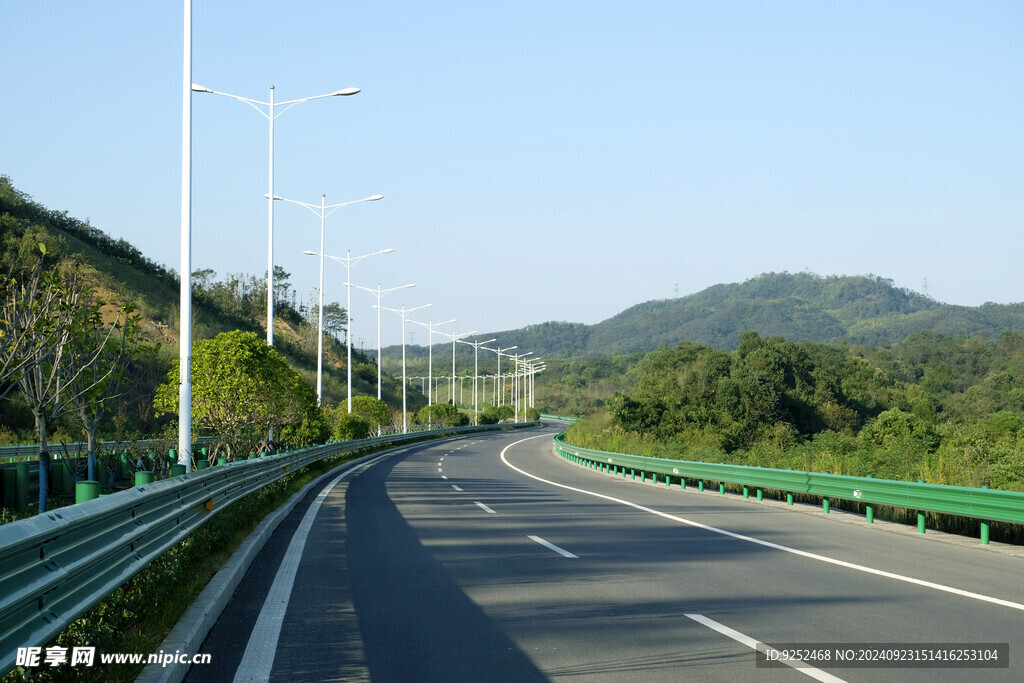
980;485;990;544
743;485;749;499
756;488;763;501
719;482;725;495
631;469;636;480
170;464;186;477
823;498;830;513
917;512;926;534
135;471;155;486
698;480;704;492
640;471;646;483
15;461;29;511
680;477;686;489
787;492;793;505
651;473;656;485
866;504;874;523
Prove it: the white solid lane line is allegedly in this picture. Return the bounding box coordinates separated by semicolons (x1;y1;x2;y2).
685;614;846;683
528;535;578;558
499;434;1024;613
475;501;497;514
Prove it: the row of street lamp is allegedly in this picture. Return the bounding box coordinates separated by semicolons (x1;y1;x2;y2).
178;7;541;465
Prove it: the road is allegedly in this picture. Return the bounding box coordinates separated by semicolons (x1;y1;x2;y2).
187;422;1024;681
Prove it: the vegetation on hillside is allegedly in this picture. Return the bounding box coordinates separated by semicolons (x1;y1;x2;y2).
0;176;427;461
558;330;1024;492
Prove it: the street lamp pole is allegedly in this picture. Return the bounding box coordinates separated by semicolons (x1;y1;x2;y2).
379;303;432;433
481;344;516;407
305;248;394;412
434;329;475;406
409;319;456;425
456;337;496;424
275;193;382;404
179;0;193;473
191;82;360;348
346;281;415;399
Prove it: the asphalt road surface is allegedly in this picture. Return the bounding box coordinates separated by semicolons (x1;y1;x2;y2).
186;422;1024;682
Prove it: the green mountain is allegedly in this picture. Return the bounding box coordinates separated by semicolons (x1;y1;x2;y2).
437;272;1024;359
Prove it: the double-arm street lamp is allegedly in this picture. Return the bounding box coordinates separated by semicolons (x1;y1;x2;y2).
192;82;359;347
304;248;394;412
457;337;497;424
409;319;456;420
345;281;416;400
434;329;476;405
274;193;382;404
481;344;516;406
378;303;432;433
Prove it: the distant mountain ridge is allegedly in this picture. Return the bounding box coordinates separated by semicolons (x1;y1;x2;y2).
455;272;1024;359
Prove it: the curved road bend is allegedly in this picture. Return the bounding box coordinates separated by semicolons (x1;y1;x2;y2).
188;422;1024;682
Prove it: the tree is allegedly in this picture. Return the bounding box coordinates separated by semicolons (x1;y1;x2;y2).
350;396;390;434
64;300;144;481
154;330;317;459
416;402;467;428
1;247;126;510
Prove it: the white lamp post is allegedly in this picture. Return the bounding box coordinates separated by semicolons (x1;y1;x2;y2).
304;248;393;412
378;303;432;433
192;82;359;348
511;351;533;422
434;329;475;406
456;337;496;424
481;344;516;407
273;193;382;404
409;319;456;426
179;0;193;472
345;281;415;399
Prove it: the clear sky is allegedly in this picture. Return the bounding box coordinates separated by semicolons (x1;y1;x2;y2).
3;1;1022;343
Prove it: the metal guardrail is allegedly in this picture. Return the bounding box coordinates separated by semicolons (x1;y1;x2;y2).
0;437;216;461
539;413;579;423
554;433;1024;540
0;422;536;675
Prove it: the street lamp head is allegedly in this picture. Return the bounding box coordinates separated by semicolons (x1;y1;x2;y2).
366;194;384;201
332;88;361;96
382;248;395;254
264;194;284;200
191;84;213;93
303;250;318;256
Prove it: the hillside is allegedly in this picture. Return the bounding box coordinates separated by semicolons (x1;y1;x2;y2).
398;272;1023;360
0;176;423;438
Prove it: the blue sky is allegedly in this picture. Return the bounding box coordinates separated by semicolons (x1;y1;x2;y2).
3;1;1022;342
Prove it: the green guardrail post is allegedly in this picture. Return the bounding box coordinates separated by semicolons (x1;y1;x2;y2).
743;485;749;499
917;480;926;533
75;480;100;503
980;485;990;545
666;474;671;487
823;498;830;513
680;477;686;490
15;461;29;511
217;457;228;466
698;480;704;492
135;471;155;485
631;469;636;481
651;472;656;485
170;464;186;477
719;482;725;495
787;492;793;505
756;488;763;501
865;475;874;523
197;459;210;470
